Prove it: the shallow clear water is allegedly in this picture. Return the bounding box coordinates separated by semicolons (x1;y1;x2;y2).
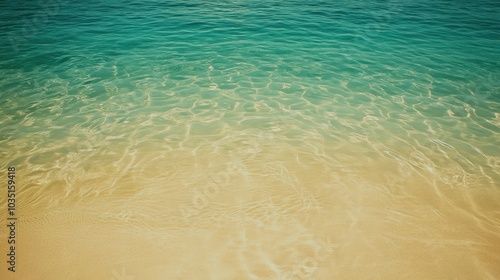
0;0;499;279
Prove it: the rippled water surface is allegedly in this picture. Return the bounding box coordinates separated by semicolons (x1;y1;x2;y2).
1;0;499;279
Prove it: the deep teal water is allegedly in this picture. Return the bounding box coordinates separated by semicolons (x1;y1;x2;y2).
1;0;498;169
0;1;500;185
0;0;499;184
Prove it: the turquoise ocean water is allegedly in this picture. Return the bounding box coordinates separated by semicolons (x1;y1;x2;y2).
1;0;500;279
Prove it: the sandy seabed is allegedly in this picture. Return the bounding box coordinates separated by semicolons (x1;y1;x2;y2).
1;138;499;279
